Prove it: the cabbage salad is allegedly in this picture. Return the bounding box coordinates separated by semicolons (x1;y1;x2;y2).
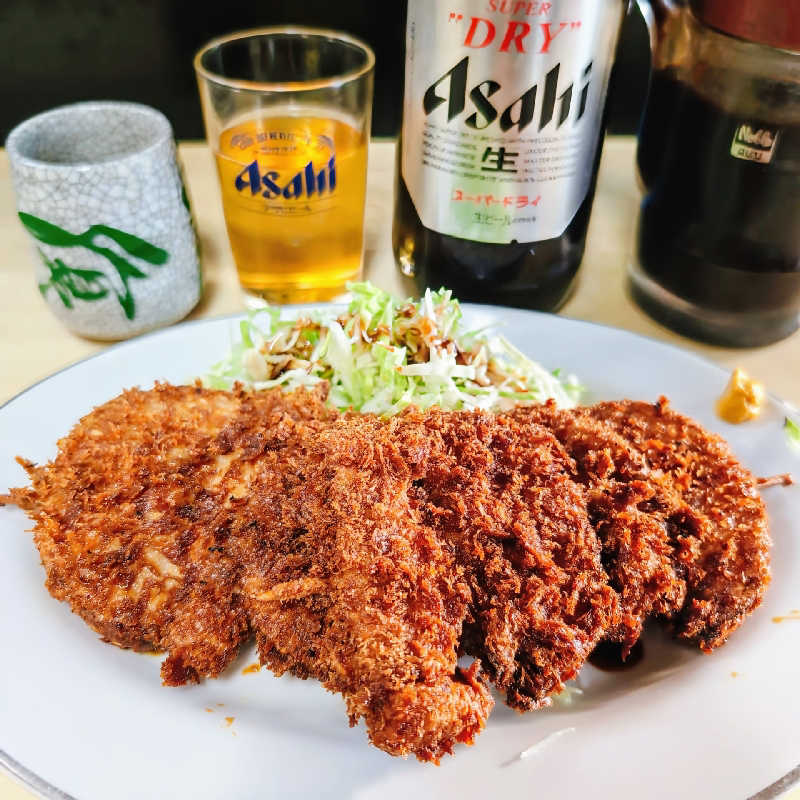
202;282;581;414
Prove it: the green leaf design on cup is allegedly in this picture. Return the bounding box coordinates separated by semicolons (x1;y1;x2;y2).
37;250;109;308
19;212;169;320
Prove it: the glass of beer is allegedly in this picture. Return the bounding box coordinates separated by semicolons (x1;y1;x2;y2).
194;28;374;305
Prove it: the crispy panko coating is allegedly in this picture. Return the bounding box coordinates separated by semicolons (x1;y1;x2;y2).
231;412;495;761
513;398;770;653
511;402;689;651
398;409;618;710
589;399;770;650
5;382;335;685
3;384;771;762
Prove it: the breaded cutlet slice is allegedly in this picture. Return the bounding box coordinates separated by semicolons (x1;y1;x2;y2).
590;398;770;650
402;408;619;709
5;382;336;685
513;398;770;653
231;412;495;762
511;401;691;651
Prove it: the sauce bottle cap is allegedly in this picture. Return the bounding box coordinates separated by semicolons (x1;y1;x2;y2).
691;0;800;53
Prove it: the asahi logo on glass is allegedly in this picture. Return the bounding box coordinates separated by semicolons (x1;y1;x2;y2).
402;0;621;244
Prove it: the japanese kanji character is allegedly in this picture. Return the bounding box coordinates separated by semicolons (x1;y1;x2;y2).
480;147;518;173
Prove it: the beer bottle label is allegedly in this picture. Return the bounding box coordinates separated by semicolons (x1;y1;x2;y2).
401;0;623;244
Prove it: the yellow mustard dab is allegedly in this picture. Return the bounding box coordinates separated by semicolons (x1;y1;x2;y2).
716;368;767;424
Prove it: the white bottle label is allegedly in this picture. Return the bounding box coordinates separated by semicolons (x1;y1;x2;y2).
401;0;623;244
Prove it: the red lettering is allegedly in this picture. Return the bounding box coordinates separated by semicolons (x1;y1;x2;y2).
464;17;496;48
499;20;532;52
539;21;567;53
489;1;552;16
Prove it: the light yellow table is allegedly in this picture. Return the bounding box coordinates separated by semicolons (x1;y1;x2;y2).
1;138;798;799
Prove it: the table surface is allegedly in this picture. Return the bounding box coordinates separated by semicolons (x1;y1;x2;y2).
2;137;800;406
1;138;798;800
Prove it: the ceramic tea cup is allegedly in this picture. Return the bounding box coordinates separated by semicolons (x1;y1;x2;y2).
6;101;202;340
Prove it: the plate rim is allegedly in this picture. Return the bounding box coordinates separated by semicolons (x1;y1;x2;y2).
0;749;76;800
2;303;798;799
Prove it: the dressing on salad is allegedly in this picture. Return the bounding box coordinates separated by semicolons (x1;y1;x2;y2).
203;282;581;414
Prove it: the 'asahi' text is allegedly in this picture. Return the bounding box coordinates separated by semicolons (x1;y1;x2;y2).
235;157;337;200
423;56;592;133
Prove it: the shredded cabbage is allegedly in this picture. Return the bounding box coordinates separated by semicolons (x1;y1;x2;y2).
202;281;582;414
786;417;800;451
551;681;584;708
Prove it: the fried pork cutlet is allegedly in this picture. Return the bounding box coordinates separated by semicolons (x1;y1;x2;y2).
511;402;690;651
3;383;770;762
401;409;619;710
230;412;495;761
590;399;770;650
233;407;618;753
512;398;770;653
4;382;335;685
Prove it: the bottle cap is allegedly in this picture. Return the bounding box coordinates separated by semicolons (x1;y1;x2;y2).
691;0;800;53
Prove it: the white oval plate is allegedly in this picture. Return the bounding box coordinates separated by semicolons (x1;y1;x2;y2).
2;307;799;800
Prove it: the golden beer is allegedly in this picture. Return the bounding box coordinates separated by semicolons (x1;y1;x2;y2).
215;114;368;303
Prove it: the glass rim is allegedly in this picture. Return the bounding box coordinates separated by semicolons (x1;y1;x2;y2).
193;26;376;93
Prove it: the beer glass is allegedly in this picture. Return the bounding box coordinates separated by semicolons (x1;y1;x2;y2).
195;28;374;304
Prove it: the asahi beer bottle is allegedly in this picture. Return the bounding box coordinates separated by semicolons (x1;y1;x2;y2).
393;0;625;310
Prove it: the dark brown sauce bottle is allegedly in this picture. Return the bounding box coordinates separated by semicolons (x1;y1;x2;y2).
631;69;800;346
